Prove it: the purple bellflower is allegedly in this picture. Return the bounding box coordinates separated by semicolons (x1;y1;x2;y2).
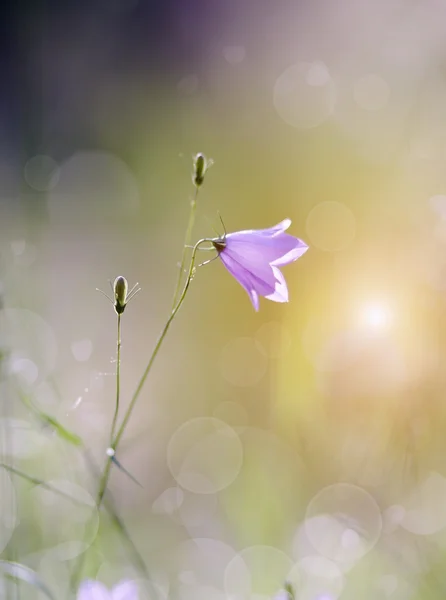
211;218;308;311
77;579;138;600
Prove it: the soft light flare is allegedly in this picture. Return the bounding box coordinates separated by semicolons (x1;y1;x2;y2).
358;302;393;331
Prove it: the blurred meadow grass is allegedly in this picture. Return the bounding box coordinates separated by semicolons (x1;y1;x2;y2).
3;0;446;598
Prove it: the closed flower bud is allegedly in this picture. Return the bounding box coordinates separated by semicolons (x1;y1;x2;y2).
192;153;213;187
96;276;141;314
113;276;128;314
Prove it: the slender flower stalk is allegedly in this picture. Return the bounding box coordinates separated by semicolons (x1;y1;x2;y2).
70;277;140;595
95;276;140;445
171;186;199;309
110;313;121;441
171;153;213;309
96;238;211;506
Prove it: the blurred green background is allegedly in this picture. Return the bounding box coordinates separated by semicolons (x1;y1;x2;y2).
2;0;446;598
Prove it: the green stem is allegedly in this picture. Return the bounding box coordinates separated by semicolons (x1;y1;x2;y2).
96;238;210;507
96;458;112;506
110;313;121;441
97;313;121;508
171;186;199;309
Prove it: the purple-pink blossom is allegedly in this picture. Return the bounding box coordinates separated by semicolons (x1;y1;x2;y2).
211;218;308;311
77;579;138;600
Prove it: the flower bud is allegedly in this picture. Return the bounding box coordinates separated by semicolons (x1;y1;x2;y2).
97;276;140;314
113;276;128;314
192;153;213;187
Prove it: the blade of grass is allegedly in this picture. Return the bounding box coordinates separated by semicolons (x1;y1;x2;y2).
0;464;86;506
19;393;82;447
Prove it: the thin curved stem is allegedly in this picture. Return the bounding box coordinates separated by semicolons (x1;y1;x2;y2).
96;238;212;506
110;313;121;441
171;186;199;309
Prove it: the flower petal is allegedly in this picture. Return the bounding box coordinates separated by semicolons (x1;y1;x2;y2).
262;218;292;236
270;237;308;266
220;247;277;292
111;580;138;600
77;580;111;600
219;252;278;311
219;257;260;310
230;219;291;237
222;232;307;274
265;267;288;303
225;219;291;242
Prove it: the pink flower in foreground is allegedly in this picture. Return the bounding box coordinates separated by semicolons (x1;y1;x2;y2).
211;218;308;311
77;579;138;600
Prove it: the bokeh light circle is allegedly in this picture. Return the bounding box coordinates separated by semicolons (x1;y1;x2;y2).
220;337;267;387
178;490;219;532
287;556;344;600
353;74;390;111
382;505;406;534
71;339;93;362
10;240;37;269
274;62;336;129
152;487;184;515
224;546;293;598
167;417;243;494
176;538;237;591
429;194;446;218
9;356;39;385
306;201;356;252
305;483;382;563
24;155;60;191
10;240;26;257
